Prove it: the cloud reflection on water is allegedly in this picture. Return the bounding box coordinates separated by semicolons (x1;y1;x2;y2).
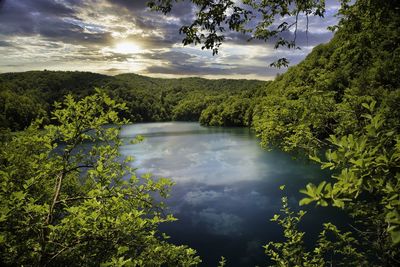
192;208;244;236
119;122;326;266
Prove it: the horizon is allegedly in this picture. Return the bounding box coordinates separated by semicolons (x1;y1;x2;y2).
0;69;273;81
0;0;339;81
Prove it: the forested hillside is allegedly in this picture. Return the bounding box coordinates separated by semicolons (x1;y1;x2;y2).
0;71;267;131
252;0;400;265
251;0;400;152
1;0;399;265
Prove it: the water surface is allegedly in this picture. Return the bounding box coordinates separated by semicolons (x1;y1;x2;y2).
120;122;338;266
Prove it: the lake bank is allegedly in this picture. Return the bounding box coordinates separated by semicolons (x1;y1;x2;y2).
119;122;345;266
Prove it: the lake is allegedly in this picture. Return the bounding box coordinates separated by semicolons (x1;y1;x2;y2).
120;122;341;266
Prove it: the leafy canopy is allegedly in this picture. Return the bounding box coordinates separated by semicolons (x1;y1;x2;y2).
148;0;347;67
0;91;200;266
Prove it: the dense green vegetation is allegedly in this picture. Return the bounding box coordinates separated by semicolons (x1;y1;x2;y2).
1;0;400;265
0;71;266;131
0;92;200;266
0;72;266;265
255;0;400;265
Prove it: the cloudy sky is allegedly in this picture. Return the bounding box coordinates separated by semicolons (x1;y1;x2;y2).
0;0;340;80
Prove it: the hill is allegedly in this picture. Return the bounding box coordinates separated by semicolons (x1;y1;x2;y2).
251;0;400;151
0;71;267;131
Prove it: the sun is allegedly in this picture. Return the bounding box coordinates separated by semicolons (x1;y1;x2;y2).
113;42;142;54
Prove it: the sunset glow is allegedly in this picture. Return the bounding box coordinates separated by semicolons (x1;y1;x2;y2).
113;42;142;54
0;0;339;79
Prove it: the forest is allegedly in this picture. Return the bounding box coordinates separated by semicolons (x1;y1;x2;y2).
0;71;267;132
1;0;400;266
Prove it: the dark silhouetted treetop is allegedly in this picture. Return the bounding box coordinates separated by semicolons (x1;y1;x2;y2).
147;0;347;67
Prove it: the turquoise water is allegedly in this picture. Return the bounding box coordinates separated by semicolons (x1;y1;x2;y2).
120;122;340;266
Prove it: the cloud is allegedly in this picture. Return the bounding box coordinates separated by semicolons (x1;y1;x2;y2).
192;208;244;236
180;184;271;212
145;63;281;78
141;49;285;79
106;0;148;11
104;67;129;74
0;40;13;47
0;0;339;79
0;0;78;36
183;190;224;206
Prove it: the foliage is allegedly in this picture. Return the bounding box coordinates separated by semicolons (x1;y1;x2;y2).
252;90;336;152
147;1;399;70
0;91;200;266
0;89;48;131
301;101;400;255
258;0;400;264
0;71;267;131
1;0;400;265
217;256;227;267
142;0;398;264
265;195;367;267
199;95;255;127
148;0;331;65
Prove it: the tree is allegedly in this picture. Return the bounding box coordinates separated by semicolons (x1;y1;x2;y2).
148;1;397;68
150;0;400;264
0;91;200;266
265;193;367;267
148;0;343;67
299;101;400;261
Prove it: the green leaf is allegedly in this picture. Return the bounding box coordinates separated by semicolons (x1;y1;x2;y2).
333;199;345;208
361;102;370;110
309;154;321;163
390;230;400;245
271;214;280;221
299;197;314;206
316;181;326;194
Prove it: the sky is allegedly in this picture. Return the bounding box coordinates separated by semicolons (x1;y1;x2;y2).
0;0;340;80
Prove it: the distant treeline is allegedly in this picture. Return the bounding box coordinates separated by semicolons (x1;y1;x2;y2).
0;71;268;131
1;0;400;265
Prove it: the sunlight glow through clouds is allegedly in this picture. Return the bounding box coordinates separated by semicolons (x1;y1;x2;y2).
113;42;142;54
0;0;339;79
